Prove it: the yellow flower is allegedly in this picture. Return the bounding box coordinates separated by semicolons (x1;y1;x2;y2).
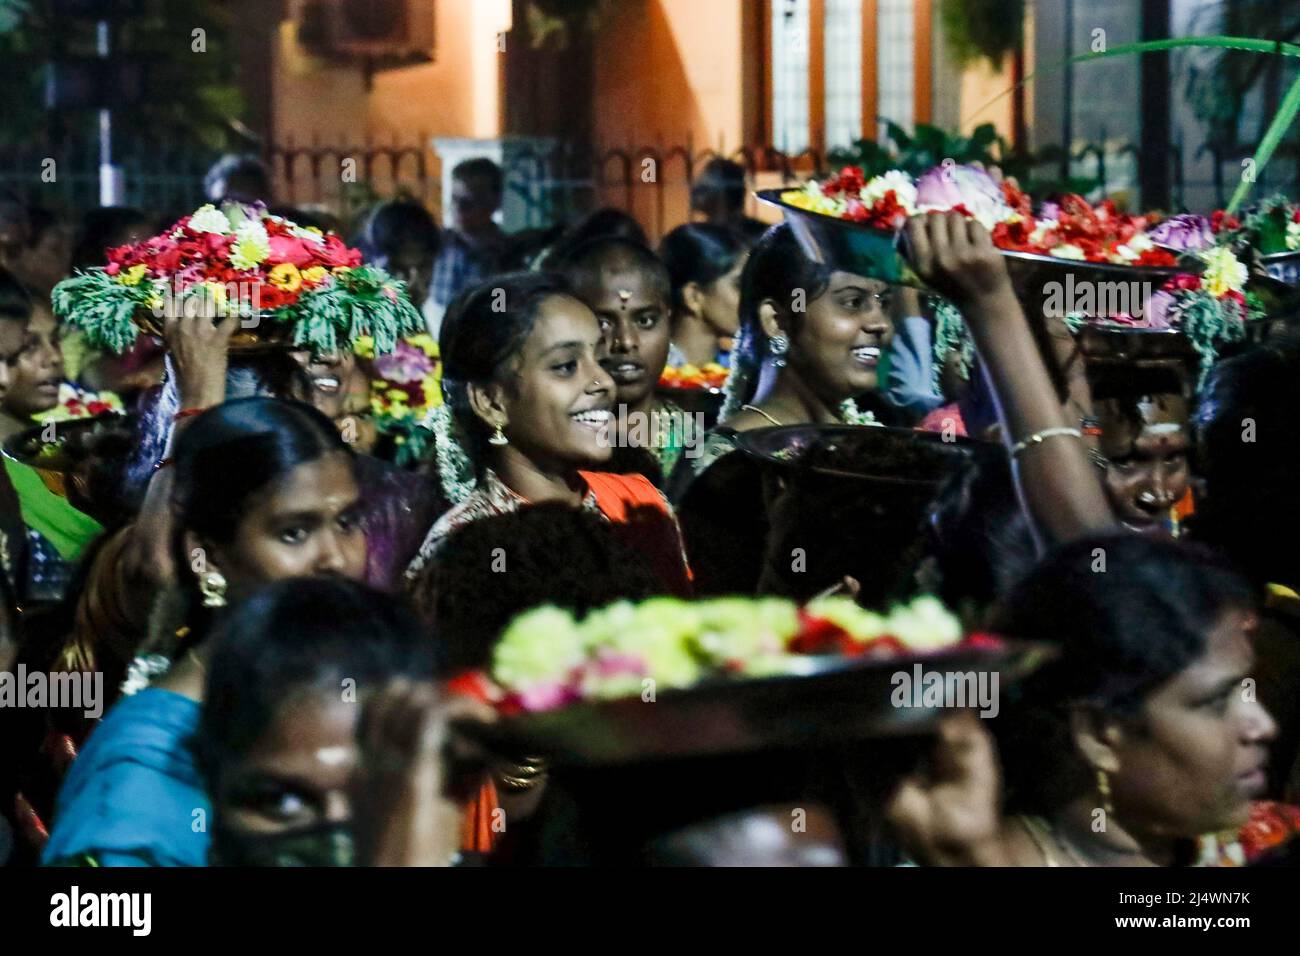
268;263;303;293
229;221;271;270
202;281;227;307
1201;247;1248;297
120;264;148;286
301;266;329;286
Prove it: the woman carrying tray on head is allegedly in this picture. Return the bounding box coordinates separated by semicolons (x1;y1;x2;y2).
666;223;905;596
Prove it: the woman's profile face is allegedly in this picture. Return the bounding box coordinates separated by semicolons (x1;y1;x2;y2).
700;253;746;338
1109;607;1275;837
207;451;367;595
787;271;895;399
495;294;616;470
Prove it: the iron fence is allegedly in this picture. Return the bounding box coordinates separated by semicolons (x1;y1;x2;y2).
0;130;1291;236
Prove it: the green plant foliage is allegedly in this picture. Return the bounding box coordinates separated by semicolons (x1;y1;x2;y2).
0;0;245;149
939;0;1025;69
53;265;425;358
828;121;1099;200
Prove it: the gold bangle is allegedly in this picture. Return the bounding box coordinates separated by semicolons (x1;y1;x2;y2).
1009;427;1084;458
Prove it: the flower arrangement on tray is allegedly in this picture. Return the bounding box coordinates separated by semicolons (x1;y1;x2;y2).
51;201;424;356
353;333;442;467
31;383;124;425
781;164;1179;268
1183;197;1300;258
466;594;992;714
658;361;729;392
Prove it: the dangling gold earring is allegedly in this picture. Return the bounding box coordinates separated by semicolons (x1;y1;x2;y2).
1097;769;1114;815
199;570;228;608
489;421;509;446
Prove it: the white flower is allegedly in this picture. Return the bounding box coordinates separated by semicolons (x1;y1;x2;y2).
120;654;172;696
886;596;963;651
862;171;918;214
1049;243;1087;261
1287;219;1300;252
1028;220;1054;246
292;224;327;245
189;204;231;235
229;219;271;270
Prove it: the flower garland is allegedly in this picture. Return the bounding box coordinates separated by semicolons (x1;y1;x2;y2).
354;334;442;468
52;201;424;357
479;594;977;713
428;403;477;506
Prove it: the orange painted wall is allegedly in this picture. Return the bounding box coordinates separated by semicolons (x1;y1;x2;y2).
270;1;508;213
590;0;749;237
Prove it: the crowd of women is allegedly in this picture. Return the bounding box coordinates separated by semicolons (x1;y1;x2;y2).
1;152;1299;868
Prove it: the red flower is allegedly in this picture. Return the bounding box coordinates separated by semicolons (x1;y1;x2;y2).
1001;180;1033;218
318;235;360;268
267;235;315;267
1134;248;1177;267
1164;273;1203;292
991;218;1037;252
1211;210;1241;233
963;632;1005;651
790;611;858;655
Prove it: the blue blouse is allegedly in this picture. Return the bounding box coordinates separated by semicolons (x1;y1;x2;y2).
41;688;210;867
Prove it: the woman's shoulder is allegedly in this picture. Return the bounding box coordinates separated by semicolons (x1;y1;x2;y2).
42;689;209;868
404;481;516;580
69;689;201;775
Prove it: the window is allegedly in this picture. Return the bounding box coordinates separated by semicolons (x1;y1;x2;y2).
771;0;812;153
876;0;914;138
824;0;863;149
764;0;925;154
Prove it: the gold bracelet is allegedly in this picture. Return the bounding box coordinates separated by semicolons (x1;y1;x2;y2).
1009;427;1084;458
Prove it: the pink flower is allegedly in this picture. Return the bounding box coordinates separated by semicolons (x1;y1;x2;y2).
1149;214;1213;253
1145;290;1175;330
518;682;579;712
267;235;315;267
373;341;434;383
915;164;1003;211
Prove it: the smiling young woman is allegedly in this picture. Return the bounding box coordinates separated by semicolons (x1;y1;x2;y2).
407;272;691;607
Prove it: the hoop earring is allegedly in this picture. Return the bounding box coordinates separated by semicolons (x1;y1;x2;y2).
199;570;228;609
489;421;509;446
1097;769;1114;816
769;333;790;369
